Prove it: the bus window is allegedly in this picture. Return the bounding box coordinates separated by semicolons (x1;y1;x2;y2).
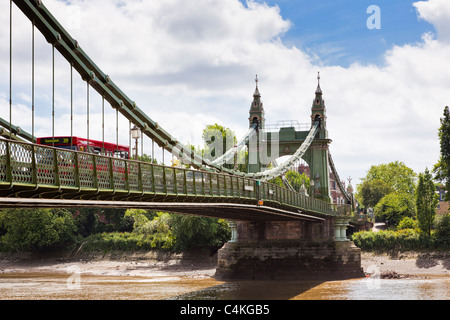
114;151;124;158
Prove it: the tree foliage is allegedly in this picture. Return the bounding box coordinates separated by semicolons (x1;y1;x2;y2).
124;209;174;249
357;179;394;208
285;171;310;191
416;168;439;236
202;123;236;161
170;214;230;252
362;161;417;194
374;192;416;228
0;208;76;251
434;106;450;200
124;209;230;252
356;161;417;214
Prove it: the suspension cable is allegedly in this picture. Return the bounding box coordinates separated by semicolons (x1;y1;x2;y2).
86;82;90;149
9;0;12;139
252;122;319;181
102;96;105;152
32;21;35;141
210;124;257;165
70;63;73;150
52;44;55;147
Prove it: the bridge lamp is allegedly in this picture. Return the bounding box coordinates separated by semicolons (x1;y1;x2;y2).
131;125;141;160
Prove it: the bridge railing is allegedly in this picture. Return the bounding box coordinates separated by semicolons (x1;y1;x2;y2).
0;138;340;216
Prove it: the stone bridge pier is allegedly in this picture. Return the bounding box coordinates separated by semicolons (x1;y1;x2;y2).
215;217;364;280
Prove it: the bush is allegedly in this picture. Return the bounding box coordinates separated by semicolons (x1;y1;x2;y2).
351;229;442;251
81;232;150;251
397;217;418;230
374;192;416;228
170;214;231;252
0;208;76;251
125;210;175;250
435;213;450;239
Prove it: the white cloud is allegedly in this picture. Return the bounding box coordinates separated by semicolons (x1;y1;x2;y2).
414;0;450;43
0;0;449;186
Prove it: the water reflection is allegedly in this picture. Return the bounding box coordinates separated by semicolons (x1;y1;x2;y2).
170;280;326;300
0;273;448;300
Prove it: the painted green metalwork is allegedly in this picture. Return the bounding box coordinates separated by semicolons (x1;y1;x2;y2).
0;139;348;217
0;116;36;143
11;0;232;175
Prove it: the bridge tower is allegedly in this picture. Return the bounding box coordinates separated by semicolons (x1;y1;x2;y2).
306;72;332;203
246;73;332;203
247;75;266;174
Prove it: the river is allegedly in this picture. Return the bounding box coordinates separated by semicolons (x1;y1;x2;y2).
0;272;448;300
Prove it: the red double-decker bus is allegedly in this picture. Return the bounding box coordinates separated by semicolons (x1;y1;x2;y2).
37;136;130;159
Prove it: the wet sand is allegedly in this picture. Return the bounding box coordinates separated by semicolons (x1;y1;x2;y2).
0;250;218;278
0;250;449;278
361;251;450;278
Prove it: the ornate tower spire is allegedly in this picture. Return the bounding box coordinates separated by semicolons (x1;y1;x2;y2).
311;71;327;139
315;71;322;94
253;74;261;97
249;74;265;130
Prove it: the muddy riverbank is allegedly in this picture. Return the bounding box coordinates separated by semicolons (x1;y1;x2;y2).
1;249;449;279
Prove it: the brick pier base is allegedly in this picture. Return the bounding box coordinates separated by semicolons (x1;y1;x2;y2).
215;220;364;280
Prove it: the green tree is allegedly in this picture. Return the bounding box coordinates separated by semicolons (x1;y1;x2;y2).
374;192;416;228
397;216;418;230
357;179;394;208
285;171;310;191
138;153;159;164
125;209;174;249
356;161;417;211
170;215;230;252
0;208;76;251
435;213;450;239
416;168;439;236
434;106;450;201
363;161;417;194
203;124;236;163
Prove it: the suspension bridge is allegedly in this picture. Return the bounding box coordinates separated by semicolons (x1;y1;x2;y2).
0;0;364;280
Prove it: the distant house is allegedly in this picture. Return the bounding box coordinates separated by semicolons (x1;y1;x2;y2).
297;163;347;205
436;185;449;216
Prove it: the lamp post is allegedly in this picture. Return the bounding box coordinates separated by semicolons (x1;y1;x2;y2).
233;144;238;170
131;125;140;160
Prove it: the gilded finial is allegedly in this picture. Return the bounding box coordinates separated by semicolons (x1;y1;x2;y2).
315;71;322;94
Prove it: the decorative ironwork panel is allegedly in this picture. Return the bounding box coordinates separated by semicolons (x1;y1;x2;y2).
36;146;56;185
127;161;140;191
242;179;254;198
56;149;77;187
10;142;33;184
203;173;211;195
185;170;195;194
175;169;185;195
218;175;226;196
95;156;111;189
225;175;232;197
77;153;95;188
0;141;8;181
165;168;175;194
140;163;153;192
153;166;164;193
112;159;126;190
234;177;241;197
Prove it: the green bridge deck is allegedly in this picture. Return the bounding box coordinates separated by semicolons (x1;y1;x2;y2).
0;139;349;220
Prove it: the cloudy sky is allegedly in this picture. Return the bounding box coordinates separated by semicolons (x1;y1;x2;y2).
1;0;449;187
